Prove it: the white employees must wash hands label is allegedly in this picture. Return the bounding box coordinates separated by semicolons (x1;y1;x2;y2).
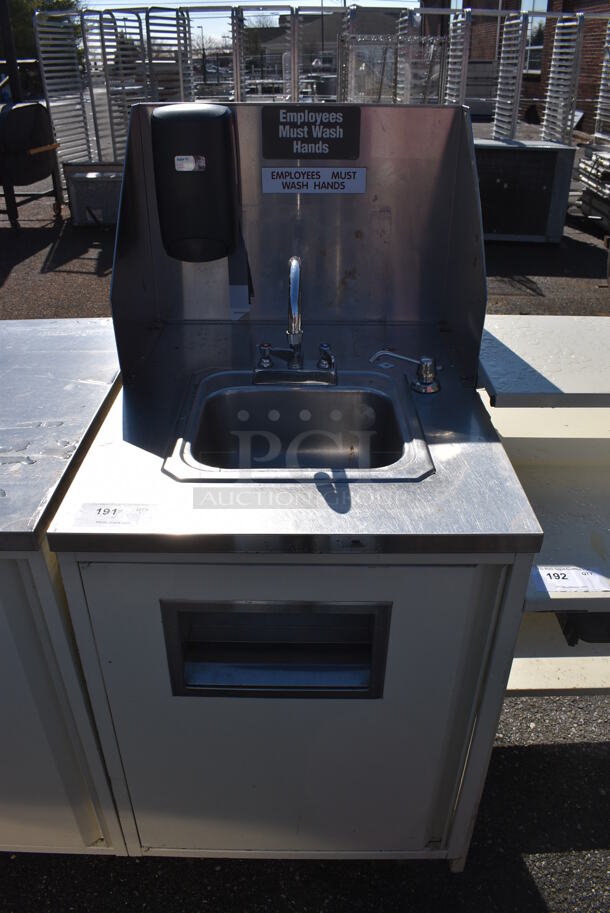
262;167;366;194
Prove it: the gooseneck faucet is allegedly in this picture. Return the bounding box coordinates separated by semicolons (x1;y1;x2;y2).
254;255;336;383
287;256;303;358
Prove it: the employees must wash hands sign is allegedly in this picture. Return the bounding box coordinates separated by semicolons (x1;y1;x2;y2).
261;105;364;194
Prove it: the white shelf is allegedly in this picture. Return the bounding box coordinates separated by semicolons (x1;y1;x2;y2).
480;315;610;407
518;464;610;613
479;391;610;614
507;613;610;695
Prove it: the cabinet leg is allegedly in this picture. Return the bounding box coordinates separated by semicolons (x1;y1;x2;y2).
449;855;467;873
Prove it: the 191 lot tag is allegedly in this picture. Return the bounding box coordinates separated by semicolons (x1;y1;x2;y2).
535;565;610;594
76;503;153;527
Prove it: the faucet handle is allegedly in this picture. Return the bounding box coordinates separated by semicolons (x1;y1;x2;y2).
257;342;273;369
317;342;335;370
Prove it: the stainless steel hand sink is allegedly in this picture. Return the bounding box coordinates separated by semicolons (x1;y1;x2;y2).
164;370;434;482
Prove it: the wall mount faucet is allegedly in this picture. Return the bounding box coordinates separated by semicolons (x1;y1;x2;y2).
370;350;441;394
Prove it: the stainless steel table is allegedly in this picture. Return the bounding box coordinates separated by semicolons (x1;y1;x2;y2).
0;318;124;854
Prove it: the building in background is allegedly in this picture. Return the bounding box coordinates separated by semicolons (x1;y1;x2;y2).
422;0;607;135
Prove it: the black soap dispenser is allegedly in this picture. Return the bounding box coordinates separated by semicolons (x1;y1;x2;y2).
151;103;239;262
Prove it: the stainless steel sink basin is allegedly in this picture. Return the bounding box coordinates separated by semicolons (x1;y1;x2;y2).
164;370;434;482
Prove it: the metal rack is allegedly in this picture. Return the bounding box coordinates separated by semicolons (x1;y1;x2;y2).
337;5;357;103
337;6;396;104
542;14;584;145
82;10;149;162
396;12;446;106
342;35;397;105
81;11;116;161
241;7;291;101
33;4;610;171
444;9;471;106
230;8;245;101
146;7;194;103
338;7;452;106
594;17;610;143
492;13;527;141
289;9;299;101
34;13;93;163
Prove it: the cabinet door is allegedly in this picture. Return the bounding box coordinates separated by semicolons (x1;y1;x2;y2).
0;560;103;850
81;561;501;854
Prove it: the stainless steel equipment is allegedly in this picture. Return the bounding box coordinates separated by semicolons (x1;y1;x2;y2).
63;162;122;227
254;256;337;384
475;139;575;244
286;256;303;351
50;102;541;870
0;320;123;853
163;368;434;482
111;103;487;387
369;350;441;394
594;18;610;144
492;14;527;143
542;15;584;145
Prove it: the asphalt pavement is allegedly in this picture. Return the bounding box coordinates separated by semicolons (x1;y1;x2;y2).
0;193;608;913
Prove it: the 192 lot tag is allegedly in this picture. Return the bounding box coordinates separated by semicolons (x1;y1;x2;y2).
535;565;610;593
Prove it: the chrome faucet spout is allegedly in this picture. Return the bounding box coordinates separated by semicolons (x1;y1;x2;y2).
287;256;303;349
254;255;335;383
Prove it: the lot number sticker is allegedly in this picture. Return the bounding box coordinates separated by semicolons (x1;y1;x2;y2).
534;565;610;594
75;503;154;527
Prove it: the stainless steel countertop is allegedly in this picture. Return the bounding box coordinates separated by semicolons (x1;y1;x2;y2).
0;319;120;550
48;322;542;555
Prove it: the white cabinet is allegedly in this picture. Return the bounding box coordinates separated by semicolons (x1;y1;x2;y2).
75;559;513;858
0;555;123;853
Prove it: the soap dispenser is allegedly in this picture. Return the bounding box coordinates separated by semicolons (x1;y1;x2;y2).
151;103;239;262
